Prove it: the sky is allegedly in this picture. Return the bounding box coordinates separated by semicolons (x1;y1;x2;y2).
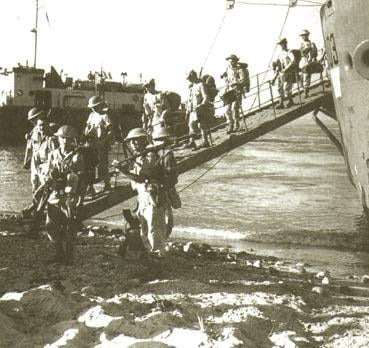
0;0;325;97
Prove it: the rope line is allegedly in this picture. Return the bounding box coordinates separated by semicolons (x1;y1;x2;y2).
237;1;320;6
243;4;291;116
199;11;228;75
178;150;231;193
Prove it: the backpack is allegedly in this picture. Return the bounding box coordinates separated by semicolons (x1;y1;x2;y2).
201;74;218;102
289;49;302;70
238;62;250;93
163;91;181;111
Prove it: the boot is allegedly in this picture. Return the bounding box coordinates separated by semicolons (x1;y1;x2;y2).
198;140;210;149
286;97;295;108
226;124;234;134
46;242;65;265
103;181;111;191
64;241;74;265
276;100;284;109
304;87;309;98
234;121;240;132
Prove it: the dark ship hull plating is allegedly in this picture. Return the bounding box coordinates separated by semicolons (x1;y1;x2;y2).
321;0;369;213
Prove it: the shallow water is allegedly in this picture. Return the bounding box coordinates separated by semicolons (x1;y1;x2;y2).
1;114;369;276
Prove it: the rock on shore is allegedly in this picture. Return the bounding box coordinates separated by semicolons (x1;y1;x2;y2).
1;230;369;347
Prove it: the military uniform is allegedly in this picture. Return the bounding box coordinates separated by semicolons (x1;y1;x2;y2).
85;110;112;188
224;62;247;133
45;145;84;264
131;150;168;253
275;48;296;107
300;39;318;96
157;147;178;237
186;81;210;147
143;91;170;132
28;127;58;193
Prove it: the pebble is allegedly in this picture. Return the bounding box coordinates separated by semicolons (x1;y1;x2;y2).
312;286;324;295
361;275;369;284
253;260;262;268
88;231;95;237
322;276;330;285
183;242;193;253
315;271;325;279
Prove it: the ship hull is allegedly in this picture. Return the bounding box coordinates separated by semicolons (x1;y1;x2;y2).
321;0;369;212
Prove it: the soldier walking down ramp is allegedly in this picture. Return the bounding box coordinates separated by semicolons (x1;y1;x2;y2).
84;95;112;192
45;126;85;265
274;38;297;109
221;54;249;134
142;79;171;134
24;108;57;194
299;29;318;98
113;128;168;255
151;127;180;238
185;70;210;149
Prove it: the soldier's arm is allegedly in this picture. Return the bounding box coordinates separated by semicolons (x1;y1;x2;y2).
157;151;178;187
283;52;295;72
200;83;209;104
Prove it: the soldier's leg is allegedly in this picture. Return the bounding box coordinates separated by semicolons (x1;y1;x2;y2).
165;204;174;238
31;172;40;194
303;73;311;97
232;100;240;131
185;112;198;148
97;147;110;190
144;204;166;253
277;76;285;108
138;208;151;251
45;204;66;263
285;79;295;107
225;104;234;134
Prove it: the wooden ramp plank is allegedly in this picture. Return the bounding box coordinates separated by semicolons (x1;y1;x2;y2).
82;89;333;220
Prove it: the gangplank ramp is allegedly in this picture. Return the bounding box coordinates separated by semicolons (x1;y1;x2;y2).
82;84;333;220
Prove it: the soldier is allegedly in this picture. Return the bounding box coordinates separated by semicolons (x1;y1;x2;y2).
45;125;84;265
84;95;112;192
151;127;179;238
299;29;318;98
142;79;171;133
24;108;57;194
185;70;210;149
274;38;296;109
113;128;168;255
222;54;248;134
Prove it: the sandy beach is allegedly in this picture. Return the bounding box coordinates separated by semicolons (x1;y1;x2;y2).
1;227;369;347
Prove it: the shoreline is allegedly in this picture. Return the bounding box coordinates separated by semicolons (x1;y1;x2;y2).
1;229;369;347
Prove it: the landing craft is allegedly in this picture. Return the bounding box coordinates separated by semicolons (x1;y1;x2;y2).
319;0;369;219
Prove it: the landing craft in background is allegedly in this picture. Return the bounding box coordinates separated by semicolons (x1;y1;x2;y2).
319;0;369;219
0;65;145;143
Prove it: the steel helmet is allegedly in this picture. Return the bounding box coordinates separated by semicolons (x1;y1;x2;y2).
125;128;147;141
186;70;198;80
152;127;172;140
299;29;310;37
143;78;155;88
226;54;239;61
55;125;78;139
88;95;104;108
49;122;59;134
27;107;44;121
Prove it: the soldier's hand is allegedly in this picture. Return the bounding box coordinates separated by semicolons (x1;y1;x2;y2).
112;159;120;168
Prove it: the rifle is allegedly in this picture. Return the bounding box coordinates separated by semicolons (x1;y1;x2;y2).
23;136;32;170
112;143;170;183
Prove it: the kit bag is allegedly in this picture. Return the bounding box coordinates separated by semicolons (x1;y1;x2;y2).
167;186;182;209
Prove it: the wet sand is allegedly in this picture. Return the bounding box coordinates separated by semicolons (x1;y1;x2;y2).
1;229;369;347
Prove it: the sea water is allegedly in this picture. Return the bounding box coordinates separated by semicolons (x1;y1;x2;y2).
1;114;369;276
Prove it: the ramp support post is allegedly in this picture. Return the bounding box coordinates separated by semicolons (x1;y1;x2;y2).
256;73;261;109
268;81;277;119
